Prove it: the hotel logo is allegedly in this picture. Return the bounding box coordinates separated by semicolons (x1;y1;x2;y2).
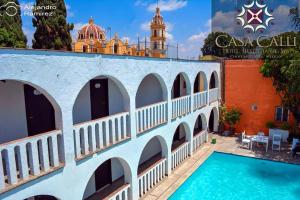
236;0;274;33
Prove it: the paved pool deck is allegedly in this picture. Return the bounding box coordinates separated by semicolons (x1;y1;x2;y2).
141;134;300;200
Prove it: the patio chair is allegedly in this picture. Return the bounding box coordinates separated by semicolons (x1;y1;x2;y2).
272;133;281;151
241;131;251;149
258;132;265;136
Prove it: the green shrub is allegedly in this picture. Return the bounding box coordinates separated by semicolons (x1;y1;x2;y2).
211;138;217;144
280;122;291;130
266;121;276;129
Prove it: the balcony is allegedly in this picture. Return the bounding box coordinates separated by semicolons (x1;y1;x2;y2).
136;101;167;134
138;158;167;197
0;130;63;192
193;91;207;110
209;88;219;103
171;142;189;170
73;112;130;160
193;130;208;152
172;95;191;119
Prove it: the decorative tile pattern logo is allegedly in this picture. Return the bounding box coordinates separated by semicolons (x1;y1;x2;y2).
236;0;274;32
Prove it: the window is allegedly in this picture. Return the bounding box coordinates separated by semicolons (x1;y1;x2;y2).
275;107;289;122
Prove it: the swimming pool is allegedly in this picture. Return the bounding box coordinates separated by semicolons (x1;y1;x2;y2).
169;152;300;200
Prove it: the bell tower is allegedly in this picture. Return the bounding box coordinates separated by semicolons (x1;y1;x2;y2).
150;7;166;58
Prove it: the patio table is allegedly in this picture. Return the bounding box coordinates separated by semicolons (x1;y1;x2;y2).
251;136;269;152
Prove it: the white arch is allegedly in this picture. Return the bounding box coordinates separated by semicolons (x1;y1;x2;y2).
209;71;219;89
171;122;192;146
135;73;168;108
193;113;208;133
71;75;130;124
24;194;60;200
81;157;132;200
193;71;208;92
208;107;219;132
138;135;169;166
0;79;63;133
171;72;192;97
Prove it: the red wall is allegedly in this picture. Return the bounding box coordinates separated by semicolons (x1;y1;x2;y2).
224;60;293;135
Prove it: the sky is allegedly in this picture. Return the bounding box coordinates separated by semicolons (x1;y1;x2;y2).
19;0;211;59
18;0;299;59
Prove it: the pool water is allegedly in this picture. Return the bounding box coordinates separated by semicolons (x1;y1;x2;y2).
169;152;300;200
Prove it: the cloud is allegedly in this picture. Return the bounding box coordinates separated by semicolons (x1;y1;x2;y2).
66;4;74;18
166;32;174;41
140;21;151;31
147;0;187;12
188;31;209;42
71;23;84;41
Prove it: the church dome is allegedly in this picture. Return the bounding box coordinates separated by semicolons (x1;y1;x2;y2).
78;17;106;41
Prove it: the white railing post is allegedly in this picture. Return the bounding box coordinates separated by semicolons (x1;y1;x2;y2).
135;101;168;134
73;112;130;160
138;158;166;198
0;130;63;192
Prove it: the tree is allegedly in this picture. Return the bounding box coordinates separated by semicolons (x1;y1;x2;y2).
32;0;74;50
224;108;242;134
201;32;252;59
290;7;300;31
0;0;27;47
260;48;300;137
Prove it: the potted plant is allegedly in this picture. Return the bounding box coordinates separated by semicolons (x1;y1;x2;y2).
224;108;242;135
266;121;276;129
218;104;227;135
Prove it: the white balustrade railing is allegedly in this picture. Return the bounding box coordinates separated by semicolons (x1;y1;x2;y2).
193;130;208;152
193;91;207;110
171;142;190;170
0;130;63;191
209;88;219;103
171;95;191;119
73;112;130;159
138;158;167;197
104;184;130;200
136;101;167;134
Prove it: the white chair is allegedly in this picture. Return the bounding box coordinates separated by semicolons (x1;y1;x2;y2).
272;133;281;151
258;132;265;136
241;131;251;149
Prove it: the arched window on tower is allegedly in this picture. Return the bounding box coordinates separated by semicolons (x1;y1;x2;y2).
154;42;158;50
154;30;157;37
114;43;118;54
99;34;103;40
90;33;94;39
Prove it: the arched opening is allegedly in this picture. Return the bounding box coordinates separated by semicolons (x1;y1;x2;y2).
136;74;167;108
208;107;219;132
171;123;190;170
138;136;167;174
172;124;189;151
83;158;131;200
209;71;219;89
154;30;157;37
137;136;168;197
24;195;58;200
135;74;168;133
114;43;118;54
171;73;190;99
193;114;207;136
171;73;191;119
194;72;207;93
0;80;61;144
0;80;63;191
73;76;129;124
72;76;130;159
